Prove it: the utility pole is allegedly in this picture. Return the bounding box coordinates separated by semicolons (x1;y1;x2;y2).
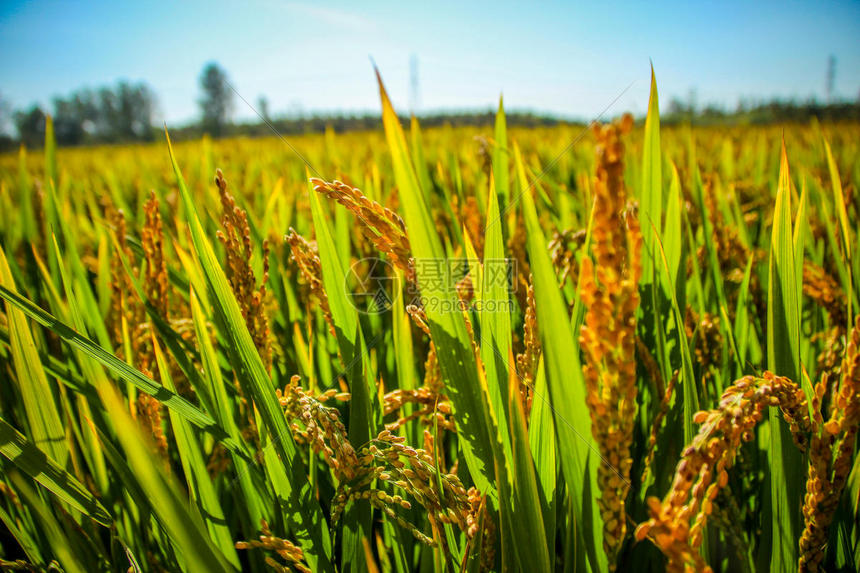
826;55;836;104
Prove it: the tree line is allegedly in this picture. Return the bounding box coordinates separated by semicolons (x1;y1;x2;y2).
13;81;157;148
662;94;860;126
1;62;859;152
0;62;236;150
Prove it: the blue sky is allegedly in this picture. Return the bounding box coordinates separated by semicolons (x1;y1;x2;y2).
1;0;858;125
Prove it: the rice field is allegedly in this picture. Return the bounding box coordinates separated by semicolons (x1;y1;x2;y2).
0;72;858;572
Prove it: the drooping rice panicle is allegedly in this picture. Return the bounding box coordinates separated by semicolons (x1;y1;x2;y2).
285;228;335;335
215;168;272;370
636;372;814;573
236;519;312;573
310;178;415;284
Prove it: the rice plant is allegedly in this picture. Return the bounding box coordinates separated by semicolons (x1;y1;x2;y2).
0;69;857;572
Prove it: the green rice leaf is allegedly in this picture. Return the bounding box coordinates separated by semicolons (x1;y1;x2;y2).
493;96;510;207
410;115;434;200
0;500;44;566
0;416;111;526
640;64;663;283
0;246;68;467
517;141;604;572
824;139;851;263
0;284;243;455
766;140;803;572
376;69;498;494
480;177;512;460
824;138;853;326
97;378;235;572
49;230;235;572
650;223;698;446
44;114;56;188
663;163;683;291
151;336;241;568
189;290;269;530
527;356;557;556
9;471;87;573
507;369;551;573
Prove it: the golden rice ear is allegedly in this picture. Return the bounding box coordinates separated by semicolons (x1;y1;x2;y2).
636;371;827;572
285;228;335;336
803;263;847;327
578;116;643;565
310;178;416;284
799;316;860;571
235;519;312;573
515;276;540;418
142;190;168;318
214;169;272;370
619;112;634;134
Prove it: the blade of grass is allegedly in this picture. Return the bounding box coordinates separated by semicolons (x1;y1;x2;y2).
664;163;683;293
50;229;235;572
651;222;699;452
189;290;269;530
0;500;45;566
0;284;243;456
493;96;510;208
640;64;663;286
0;246;68;468
733;254;756;375
507;366;551;573
44;115;56;187
98;385;235;572
17;146;35;243
151;336;241;569
824;138;854;328
410;115;434;200
527;356;557;560
0;416;111;526
766;140;803;572
9;470;87;573
517;142;604;572
481;177;512;461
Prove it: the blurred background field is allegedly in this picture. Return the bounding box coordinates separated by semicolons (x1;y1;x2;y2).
1;2;859;572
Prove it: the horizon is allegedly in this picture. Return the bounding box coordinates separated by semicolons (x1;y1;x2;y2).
2;0;859;129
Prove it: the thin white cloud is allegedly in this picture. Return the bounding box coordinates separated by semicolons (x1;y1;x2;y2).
284;2;376;32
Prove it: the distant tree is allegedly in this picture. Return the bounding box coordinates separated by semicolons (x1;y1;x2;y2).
15;105;46;148
258;95;270;123
0;93;14;151
0;92;12;135
71;89;100;134
52;96;87;145
198;63;234;136
42;82;156;145
118;82;156;140
700;103;726;122
98;82;156;142
667;97;689;116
